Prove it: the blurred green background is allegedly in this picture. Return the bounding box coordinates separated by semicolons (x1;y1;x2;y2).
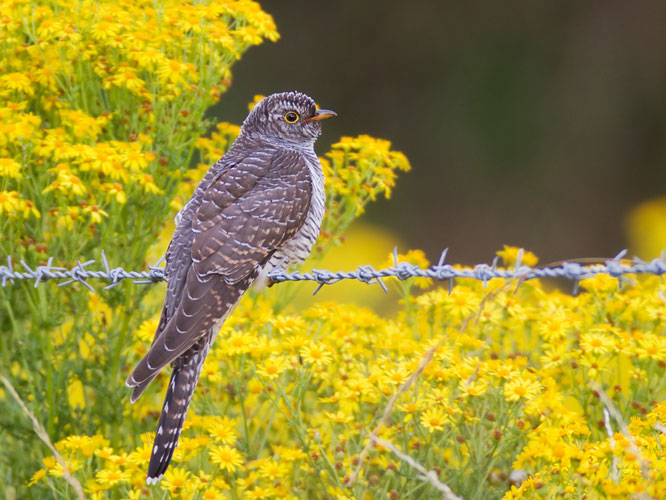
215;0;666;265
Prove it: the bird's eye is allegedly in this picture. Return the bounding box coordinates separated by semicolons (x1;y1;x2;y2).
284;111;300;123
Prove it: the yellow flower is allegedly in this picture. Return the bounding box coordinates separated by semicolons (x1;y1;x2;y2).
381;364;411;386
578;354;611;379
101;182;127;204
96;467;130;486
120;142;154;172
397;400;422;419
205;416;238;445
157;58;187;84
0;190;19;215
226;332;254;355
496;245;539;266
0;157;21;178
579;273;619;293
18;198;40;219
103;160;129;182
459;378;489;397
28;469;46;487
95;447;115;460
57;434;97;455
127;442;151;466
209;445;243;473
301;343;333;367
324;410;353;424
273;445;306;462
579;331;614;355
133;172;163;194
243;487;272;499
443;286;481;320
202;486;226;500
107;452;130;468
486;359;519;379
420;407;449;432
83;205;109;224
539;342;571;370
504;374;543;402
1;72;34;95
422;387;451;407
535;310;572;342
256;356;288;379
270;314;307;334
90;20;121;41
111;68;146;94
248;94;266;111
321;134;410;234
88;144;118;174
134;318;158;344
122;489;142;500
42;456;57;471
56;206;81;229
161;467;191;493
42;167;86;196
59;109;105;138
258;459;289;480
635;334;666;361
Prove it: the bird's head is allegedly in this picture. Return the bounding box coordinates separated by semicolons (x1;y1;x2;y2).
240;91;336;147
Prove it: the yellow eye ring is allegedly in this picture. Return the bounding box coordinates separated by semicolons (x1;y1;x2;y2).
284;111;300;123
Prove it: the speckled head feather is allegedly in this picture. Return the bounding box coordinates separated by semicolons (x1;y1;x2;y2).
241;91;325;145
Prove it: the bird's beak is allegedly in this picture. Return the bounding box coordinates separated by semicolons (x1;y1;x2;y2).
304;109;337;122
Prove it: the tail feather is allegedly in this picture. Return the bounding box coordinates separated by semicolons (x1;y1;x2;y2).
127;272;236;390
129;373;160;404
146;335;210;483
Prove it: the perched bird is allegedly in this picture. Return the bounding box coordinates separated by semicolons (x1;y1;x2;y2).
126;91;336;483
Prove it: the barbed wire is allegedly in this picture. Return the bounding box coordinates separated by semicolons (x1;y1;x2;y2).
1;249;666;294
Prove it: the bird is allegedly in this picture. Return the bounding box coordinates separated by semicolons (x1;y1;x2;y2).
125;91;336;483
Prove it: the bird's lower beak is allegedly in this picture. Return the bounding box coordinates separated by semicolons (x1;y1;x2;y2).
304;109;337;122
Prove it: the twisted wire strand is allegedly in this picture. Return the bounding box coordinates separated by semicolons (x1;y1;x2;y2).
1;249;665;294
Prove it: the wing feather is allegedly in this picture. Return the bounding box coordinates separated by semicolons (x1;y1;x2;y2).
127;149;312;391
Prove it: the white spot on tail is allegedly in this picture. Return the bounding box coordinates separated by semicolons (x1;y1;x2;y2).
146;474;163;485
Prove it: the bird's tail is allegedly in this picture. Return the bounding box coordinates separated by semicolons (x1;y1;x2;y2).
146;336;210;484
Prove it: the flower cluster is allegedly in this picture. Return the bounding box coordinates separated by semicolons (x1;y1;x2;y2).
318;135;411;253
0;1;281;496
28;248;666;499
0;0;278;263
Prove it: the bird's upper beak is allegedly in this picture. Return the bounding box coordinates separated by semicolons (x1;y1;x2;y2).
304;109;337;122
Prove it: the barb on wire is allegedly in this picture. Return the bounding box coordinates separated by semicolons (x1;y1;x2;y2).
0;251;166;293
1;249;666;293
270;249;666;296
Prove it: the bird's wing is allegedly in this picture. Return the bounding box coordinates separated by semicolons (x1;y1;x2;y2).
148;150;256;349
191;153;312;283
127;150;312;391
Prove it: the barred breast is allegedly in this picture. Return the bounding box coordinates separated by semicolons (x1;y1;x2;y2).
261;150;325;279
